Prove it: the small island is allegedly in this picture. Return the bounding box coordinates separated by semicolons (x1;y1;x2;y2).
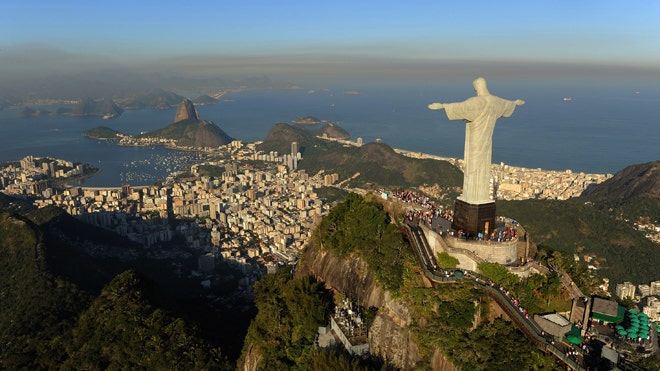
18;107;51;118
192;94;220;106
292;115;323;125
83;126;124;141
70;98;124;118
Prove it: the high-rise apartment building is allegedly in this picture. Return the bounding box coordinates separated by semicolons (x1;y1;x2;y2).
616;282;636;300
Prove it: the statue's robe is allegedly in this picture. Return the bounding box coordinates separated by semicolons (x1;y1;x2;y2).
443;95;518;204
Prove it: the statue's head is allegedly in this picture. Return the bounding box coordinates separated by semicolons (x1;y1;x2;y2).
473;77;490;96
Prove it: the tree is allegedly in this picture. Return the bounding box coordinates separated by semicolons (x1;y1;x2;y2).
61;270;229;370
316;193;409;291
436;252;460;268
242;269;332;369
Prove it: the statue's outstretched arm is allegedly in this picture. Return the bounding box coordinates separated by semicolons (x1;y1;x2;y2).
428;103;444;110
514;99;525;106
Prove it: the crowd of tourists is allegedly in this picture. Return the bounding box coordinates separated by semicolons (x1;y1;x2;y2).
465;272;530;319
375;188;454;226
377;188;521;243
461;225;519;243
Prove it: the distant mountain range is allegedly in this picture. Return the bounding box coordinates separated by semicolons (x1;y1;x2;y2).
9;76;288;118
16;89;183;119
18;97;124;118
0;72;293;111
118;88;184;110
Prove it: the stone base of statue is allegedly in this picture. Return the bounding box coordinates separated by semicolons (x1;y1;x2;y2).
451;199;496;237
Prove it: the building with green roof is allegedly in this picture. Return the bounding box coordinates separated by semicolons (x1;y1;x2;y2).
591;297;625;323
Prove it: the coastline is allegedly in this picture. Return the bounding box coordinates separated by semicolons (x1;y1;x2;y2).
317;135;611;177
316;135;612;201
59;167;103;188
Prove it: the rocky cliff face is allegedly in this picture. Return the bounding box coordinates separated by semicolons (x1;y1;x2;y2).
298;245;385;307
174;98;199;123
297;244;457;370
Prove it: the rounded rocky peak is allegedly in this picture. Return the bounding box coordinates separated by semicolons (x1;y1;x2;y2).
174;99;199;123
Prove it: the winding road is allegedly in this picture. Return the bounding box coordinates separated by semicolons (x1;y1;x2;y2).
404;223;585;371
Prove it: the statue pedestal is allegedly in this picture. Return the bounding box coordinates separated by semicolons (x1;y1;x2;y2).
451;199;495;237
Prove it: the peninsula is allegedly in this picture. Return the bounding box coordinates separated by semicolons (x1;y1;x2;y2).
84;99;234;149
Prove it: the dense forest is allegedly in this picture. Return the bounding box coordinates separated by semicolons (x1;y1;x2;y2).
0;212;231;369
239;269;383;370
497;198;660;286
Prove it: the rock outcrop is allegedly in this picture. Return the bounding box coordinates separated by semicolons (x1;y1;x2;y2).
140;98;233;148
297;244;430;370
298;245;385;307
174;99;199;123
238;236;479;370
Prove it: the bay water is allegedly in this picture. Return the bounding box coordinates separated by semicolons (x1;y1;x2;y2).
1;79;658;187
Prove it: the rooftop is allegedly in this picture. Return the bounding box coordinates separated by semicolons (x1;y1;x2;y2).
541;313;570;327
592;297;619;317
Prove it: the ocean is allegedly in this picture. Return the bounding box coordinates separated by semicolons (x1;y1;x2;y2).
1;79;658;187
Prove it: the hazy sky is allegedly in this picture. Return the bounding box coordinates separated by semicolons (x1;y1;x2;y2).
2;0;660;84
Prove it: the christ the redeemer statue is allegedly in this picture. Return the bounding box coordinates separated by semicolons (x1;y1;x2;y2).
428;77;524;204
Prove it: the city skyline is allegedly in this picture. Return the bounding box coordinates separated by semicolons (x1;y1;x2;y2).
2;1;660;85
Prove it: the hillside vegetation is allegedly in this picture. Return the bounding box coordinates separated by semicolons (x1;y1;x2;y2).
24;205;142;290
0;208;233;369
83;126;122;140
311;122;351;139
61;270;230;370
315;192;410;291
259;123;463;189
404;281;557;370
241;269;334;368
241;193;409;369
497;198;660;286
582;160;660;226
0;212;85;368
